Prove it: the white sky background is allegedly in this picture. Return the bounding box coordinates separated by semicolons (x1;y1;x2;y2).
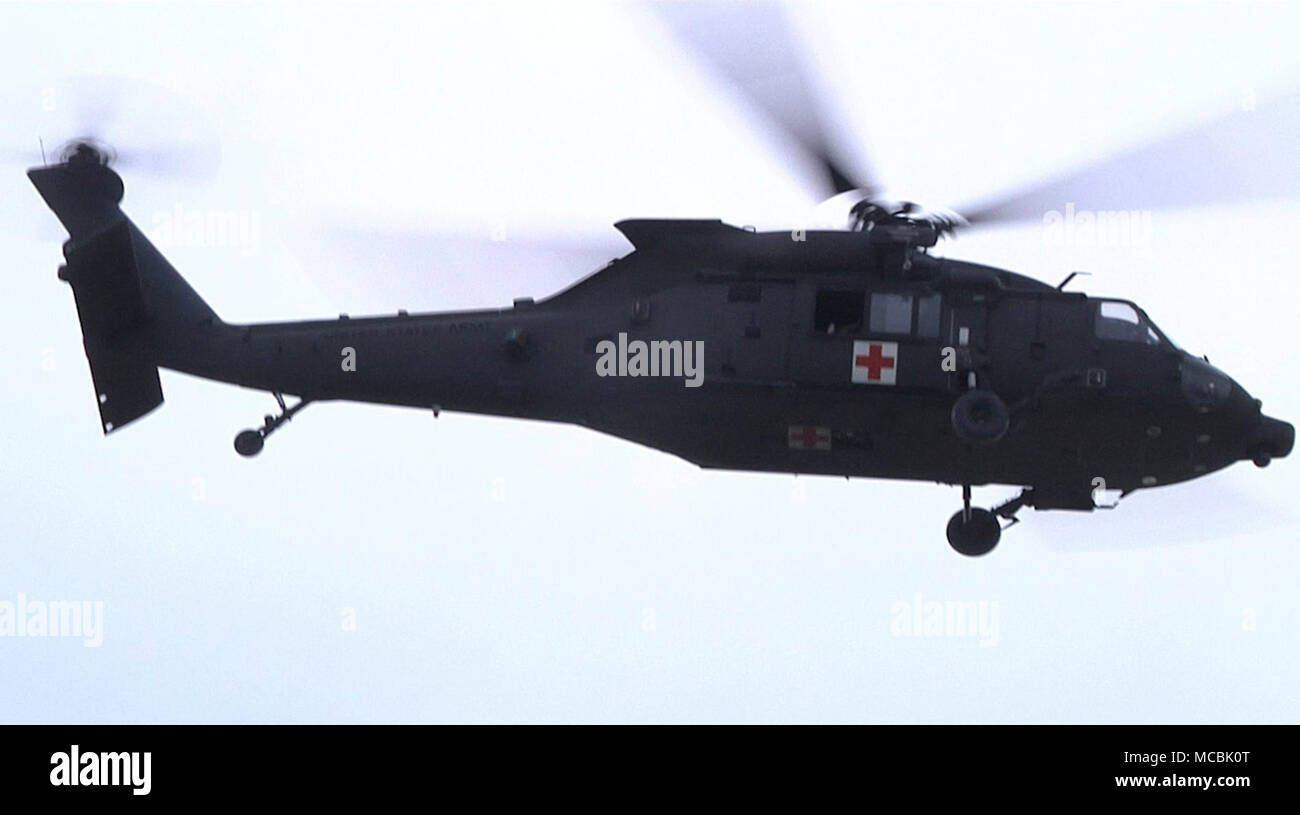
1;0;1298;723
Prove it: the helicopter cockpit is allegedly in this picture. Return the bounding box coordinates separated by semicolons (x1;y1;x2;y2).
1093;299;1175;348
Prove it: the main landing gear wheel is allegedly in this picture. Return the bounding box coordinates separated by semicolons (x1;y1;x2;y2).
944;487;1033;555
946;508;1001;556
944;484;1022;556
233;392;311;458
951;389;1009;444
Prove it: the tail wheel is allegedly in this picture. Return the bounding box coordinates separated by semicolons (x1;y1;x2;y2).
234;430;265;457
232;393;311;457
951;389;1010;444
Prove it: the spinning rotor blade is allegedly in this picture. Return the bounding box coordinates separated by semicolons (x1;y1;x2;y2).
1;76;222;181
295;223;632;313
653;0;877;200
957;87;1300;227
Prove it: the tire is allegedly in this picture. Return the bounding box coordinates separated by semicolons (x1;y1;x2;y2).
946;508;1001;556
951;389;1010;444
234;430;265;457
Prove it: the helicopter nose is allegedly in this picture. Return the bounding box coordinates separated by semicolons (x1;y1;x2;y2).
1180;355;1233;412
1246;414;1294;468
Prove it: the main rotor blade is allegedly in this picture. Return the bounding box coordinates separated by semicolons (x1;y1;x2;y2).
652;0;876;199
293;223;632;313
958;87;1300;226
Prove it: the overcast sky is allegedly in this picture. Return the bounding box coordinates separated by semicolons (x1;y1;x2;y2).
2;0;1298;723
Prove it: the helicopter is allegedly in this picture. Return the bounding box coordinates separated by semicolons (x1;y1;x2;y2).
24;5;1296;556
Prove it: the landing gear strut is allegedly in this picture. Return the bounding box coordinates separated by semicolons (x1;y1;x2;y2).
234;393;311;457
945;486;1035;557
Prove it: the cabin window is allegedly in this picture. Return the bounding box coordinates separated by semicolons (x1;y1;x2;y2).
869;293;913;334
814;290;864;335
1095;301;1159;344
916;293;942;338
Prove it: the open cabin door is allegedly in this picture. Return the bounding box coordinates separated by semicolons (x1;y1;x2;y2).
791;285;949;392
945;289;992;391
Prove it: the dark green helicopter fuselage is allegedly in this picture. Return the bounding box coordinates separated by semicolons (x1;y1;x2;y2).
32;154;1293;527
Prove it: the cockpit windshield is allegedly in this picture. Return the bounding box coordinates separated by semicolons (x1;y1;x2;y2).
1094;300;1175;347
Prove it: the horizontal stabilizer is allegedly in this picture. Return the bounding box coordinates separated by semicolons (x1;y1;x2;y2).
81;350;163;433
61;221;164;433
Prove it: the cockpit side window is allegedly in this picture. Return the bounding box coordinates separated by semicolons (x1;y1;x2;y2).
1095;301;1160;344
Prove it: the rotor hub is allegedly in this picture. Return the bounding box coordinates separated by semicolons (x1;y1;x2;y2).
59;139;116;168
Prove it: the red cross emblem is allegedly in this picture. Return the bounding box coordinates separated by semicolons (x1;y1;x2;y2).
852;340;898;385
788;425;831;450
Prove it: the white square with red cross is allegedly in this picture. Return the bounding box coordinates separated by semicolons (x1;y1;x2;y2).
851;340;898;385
788;425;831;451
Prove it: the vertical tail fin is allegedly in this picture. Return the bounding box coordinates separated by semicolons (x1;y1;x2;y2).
29;148;221;433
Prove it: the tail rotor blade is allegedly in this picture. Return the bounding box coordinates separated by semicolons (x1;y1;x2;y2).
1;76;222;182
